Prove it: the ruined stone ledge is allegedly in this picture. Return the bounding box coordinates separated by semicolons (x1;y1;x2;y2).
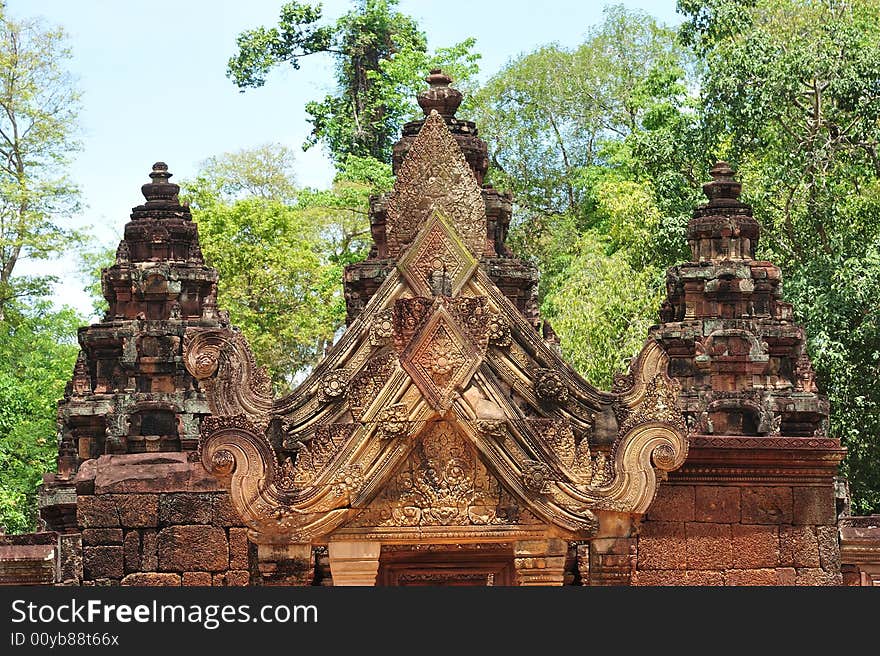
78;453;227;494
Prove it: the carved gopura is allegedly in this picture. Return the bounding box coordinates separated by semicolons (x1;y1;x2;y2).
185;71;688;585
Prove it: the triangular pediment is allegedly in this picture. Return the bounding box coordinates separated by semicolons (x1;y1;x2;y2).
191;110;688;545
346;419;542;530
385;111;486;257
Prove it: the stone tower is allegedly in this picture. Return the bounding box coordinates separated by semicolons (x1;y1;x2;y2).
653;161;828;437
633;162;846;586
38;165;253;587
344;69;548;338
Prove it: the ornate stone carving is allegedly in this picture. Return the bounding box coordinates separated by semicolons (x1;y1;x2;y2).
332;465;365;500
317;370;348;403
71;352;90;396
369;308;394;346
487;311;511;347
351;421;524;528
183;328;273;429
375;403;411;440
396;210;478;297
347;350;398;422
399;302;484;411
286;424;357;487
619;373;685;435
474;419;507;441
385;111;486;257
522;461;555;494
534;369;570;404
186;80;690;554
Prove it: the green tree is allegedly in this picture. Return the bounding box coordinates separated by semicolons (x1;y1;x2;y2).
471;5;700;386
180;146;388;389
227;0;480;163
0;13;81;321
0;301;80;533
677;0;880;513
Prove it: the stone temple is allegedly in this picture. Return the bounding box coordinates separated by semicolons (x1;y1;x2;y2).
1;71;878;586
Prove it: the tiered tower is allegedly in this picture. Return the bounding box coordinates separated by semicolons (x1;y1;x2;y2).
38;165;252;587
653;162;828;436
345;70;549;338
633;162;846;586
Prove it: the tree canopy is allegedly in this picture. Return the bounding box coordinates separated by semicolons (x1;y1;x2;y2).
227;0;480;164
677;0;880;514
0;13;81;321
181;145;388;391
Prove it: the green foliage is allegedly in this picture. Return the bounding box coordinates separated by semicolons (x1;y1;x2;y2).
678;0;880;513
186;143;299;205
181;146;385;390
0;301;80;533
0;13;82;320
227;0;480;163
471;6;698;388
544;234;665;388
77;245;114;318
194;197;344;390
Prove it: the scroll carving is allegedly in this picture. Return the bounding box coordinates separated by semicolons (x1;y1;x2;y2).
183;329;273;430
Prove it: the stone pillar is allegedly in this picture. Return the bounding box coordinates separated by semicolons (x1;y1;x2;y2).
328;541;381;586
513;538;567;586
257;543;313;586
588;537;635;586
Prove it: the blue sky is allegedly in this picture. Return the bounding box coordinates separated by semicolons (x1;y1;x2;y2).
6;0;681;318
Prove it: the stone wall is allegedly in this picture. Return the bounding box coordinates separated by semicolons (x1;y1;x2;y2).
74;453;256;586
634;474;841;586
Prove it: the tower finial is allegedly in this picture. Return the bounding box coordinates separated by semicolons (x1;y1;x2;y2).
417;68;462;118
702;160;742;205
141;161;180;205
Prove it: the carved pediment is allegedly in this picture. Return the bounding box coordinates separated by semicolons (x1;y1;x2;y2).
350;420;540;529
187;106;688;547
386;111;486;258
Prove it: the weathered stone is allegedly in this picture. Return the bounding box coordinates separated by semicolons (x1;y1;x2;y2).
159;493;213;525
776;567;796;585
794;567;840;586
157;526;228;572
741;487;793;525
637;521;686;570
83;546;124;580
82;528;123;545
123;531;140;574
225;570;250;586
77;495;119;528
686;522;733;569
212;494;241;527
726;568;778;586
141;529;157;572
120;572;180;586
114;494;158;527
816;525;840;571
182;572;212;586
684;570;724;586
58;534;83;583
229;527;250;570
731;524;779;569
694;487;740;523
93;454;227;495
792;487;836;525
645;485;694;522
779;526;819;568
632;569;686;586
